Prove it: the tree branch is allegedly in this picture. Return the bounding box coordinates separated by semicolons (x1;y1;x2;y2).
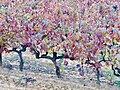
112;65;120;77
40;52;53;60
98;52;111;63
19;44;26;52
115;67;120;74
89;62;96;67
40;55;53;60
31;47;53;60
31;48;40;59
41;52;48;57
9;48;19;53
85;58;96;67
56;55;63;59
99;59;111;63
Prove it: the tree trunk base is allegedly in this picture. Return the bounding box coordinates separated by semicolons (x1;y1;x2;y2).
20;61;24;71
57;74;61;78
96;81;101;85
0;53;2;66
0;61;2;66
18;52;24;72
96;68;100;85
55;66;61;78
53;61;61;78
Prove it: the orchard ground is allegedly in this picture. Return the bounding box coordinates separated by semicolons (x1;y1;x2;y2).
0;50;120;90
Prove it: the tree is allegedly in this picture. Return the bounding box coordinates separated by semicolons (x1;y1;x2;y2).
0;0;120;85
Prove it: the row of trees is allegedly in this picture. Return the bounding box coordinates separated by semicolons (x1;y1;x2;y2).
0;0;120;84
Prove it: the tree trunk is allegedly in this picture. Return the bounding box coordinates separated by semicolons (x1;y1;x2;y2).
96;68;100;84
52;52;61;78
0;53;2;66
54;61;61;78
18;52;24;71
